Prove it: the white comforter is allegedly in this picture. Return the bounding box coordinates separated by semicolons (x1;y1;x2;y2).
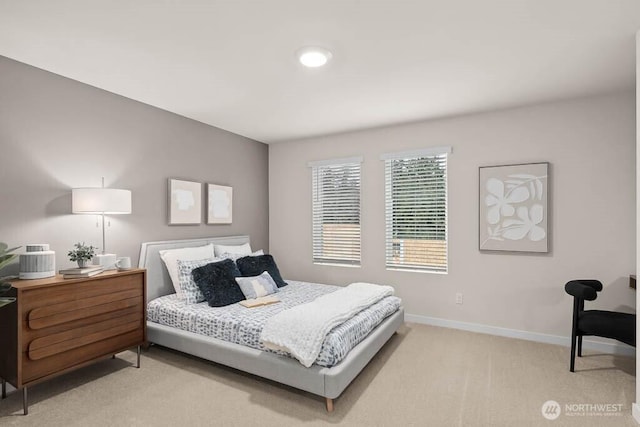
260;282;394;367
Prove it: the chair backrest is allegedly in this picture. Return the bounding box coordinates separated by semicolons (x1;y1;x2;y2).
564;280;602;302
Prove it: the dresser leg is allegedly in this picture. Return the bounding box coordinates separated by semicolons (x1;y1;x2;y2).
22;387;28;415
1;378;6;399
136;345;141;368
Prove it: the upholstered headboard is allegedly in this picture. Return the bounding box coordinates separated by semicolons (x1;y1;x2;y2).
138;235;250;303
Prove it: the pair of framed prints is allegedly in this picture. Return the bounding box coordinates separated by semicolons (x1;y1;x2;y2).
168;178;232;225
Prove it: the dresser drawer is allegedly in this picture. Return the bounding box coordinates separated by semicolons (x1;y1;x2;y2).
20;273;143;312
22;329;143;383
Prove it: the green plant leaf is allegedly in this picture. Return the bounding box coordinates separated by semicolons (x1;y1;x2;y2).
0;254;18;271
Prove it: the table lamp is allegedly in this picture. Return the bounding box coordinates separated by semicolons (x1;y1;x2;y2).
72;178;132;270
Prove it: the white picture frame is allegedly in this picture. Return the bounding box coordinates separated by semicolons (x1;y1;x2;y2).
207;184;233;224
168;179;202;225
479;162;549;252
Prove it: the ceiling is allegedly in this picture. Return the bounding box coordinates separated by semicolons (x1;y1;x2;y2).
1;1;639;144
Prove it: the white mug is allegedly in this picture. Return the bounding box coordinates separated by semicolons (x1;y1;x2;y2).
115;256;132;270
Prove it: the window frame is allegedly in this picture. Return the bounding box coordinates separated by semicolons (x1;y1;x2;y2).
381;147;451;273
309;156;363;267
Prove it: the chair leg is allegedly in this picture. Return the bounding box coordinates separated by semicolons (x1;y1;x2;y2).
570;334;576;372
577;336;583;357
569;297;580;372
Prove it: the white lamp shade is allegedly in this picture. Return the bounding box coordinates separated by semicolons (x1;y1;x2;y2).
72;188;132;214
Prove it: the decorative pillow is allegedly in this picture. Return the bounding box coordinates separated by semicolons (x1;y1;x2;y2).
214;242;252;257
159;244;215;298
236;255;288;288
175;257;219;304
220;249;264;262
191;259;245;307
235;271;279;300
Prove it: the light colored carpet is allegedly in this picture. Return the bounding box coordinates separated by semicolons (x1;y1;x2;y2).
0;323;635;426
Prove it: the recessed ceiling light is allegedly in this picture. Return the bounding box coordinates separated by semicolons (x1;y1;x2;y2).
296;47;332;68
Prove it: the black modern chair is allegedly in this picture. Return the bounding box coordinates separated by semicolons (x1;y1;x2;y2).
564;279;635;372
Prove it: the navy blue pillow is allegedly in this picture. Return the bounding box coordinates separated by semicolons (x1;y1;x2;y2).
236;254;288;288
191;259;245;307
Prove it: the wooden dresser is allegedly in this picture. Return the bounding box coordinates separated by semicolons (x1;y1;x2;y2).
0;269;146;415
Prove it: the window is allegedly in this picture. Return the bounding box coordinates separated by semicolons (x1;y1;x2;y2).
309;157;362;266
382;147;450;273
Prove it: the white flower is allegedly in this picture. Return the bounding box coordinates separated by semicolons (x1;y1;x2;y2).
501;204;546;241
485;178;530;225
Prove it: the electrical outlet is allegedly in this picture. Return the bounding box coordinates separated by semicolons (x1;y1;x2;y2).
455;292;463;305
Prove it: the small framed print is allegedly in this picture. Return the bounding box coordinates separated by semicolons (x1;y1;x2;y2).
207;184;233;224
479;162;549;252
168;179;202;225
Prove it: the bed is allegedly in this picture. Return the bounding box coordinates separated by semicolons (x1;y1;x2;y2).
139;235;404;411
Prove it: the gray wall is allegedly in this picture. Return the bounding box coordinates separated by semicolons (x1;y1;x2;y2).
0;56;269;271
270;92;636;338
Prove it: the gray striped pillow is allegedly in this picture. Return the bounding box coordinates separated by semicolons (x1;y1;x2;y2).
176;257;219;304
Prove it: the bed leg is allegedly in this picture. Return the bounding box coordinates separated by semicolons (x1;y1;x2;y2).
325;397;334;412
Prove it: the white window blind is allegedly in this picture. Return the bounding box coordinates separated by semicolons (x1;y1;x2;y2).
310;157;362;266
382;148;449;273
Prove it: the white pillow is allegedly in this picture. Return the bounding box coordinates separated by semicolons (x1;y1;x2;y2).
214;242;252;257
220;249;264;261
159;244;215;298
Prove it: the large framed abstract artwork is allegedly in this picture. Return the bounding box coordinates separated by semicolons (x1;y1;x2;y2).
207;184;233;224
168;178;202;225
479;162;549;252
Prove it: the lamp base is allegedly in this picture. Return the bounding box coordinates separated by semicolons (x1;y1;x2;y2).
93;253;117;270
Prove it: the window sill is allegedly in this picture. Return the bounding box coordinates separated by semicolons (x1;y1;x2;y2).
313;262;361;268
386;267;448;275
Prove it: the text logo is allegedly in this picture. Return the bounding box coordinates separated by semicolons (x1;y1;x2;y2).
542;400;561;420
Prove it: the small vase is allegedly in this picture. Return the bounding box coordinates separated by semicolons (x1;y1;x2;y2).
77;259;89;268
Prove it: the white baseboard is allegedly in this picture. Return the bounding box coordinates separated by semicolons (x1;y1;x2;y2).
405;313;636;357
633;403;640;424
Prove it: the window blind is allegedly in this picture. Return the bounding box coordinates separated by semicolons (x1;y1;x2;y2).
310;158;362;266
383;149;449;272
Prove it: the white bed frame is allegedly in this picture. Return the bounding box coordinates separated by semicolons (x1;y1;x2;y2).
139;235;404;412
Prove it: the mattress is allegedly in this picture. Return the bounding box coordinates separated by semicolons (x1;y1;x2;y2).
147;280;402;367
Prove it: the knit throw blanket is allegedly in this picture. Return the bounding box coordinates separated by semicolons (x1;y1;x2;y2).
260;282;394;367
